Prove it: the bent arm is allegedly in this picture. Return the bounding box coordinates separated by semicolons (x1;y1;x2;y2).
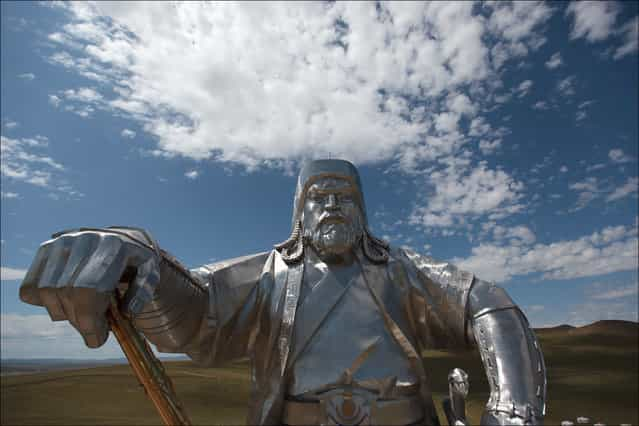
467;279;547;424
397;247;546;424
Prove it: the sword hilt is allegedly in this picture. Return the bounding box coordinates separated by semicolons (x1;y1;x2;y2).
443;368;469;426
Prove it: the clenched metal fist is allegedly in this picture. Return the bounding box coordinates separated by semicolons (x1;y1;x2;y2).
19;228;161;348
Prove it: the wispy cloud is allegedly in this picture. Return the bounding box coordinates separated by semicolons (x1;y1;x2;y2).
569;177;605;210
586;163;606;172
614;16;639;60
564;300;638;327
17;72;35;81
478;139;502;155
545;52;563;69
1;135;82;198
63;87;102;103
532;100;550;110
609;148;633;163
591;284;638;300
606;177;639;202
1;266;27;281
1;191;19;199
578;100;595;109
121;128;136;139
48;94;61;107
184;170;199;180
455;223;638;282
2;118;19;129
515;80;534;98
557;75;577;97
576;110;587;122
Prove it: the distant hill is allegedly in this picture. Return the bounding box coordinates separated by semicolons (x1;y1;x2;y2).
1;356;189;376
535;319;639;337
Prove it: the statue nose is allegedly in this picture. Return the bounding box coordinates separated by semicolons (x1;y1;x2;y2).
325;194;338;209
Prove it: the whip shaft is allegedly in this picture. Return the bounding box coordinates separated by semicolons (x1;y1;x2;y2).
107;294;192;426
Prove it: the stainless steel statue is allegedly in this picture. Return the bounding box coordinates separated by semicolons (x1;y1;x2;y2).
19;159;546;425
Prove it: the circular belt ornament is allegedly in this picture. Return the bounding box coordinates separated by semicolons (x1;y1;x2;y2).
319;388;373;425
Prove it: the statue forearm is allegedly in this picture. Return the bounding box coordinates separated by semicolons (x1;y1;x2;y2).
467;279;547;424
130;252;208;353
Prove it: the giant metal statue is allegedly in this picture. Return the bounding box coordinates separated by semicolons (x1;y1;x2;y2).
19;159;546;425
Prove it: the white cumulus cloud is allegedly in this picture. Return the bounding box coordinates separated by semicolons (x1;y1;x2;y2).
41;1;554;173
565;0;620;43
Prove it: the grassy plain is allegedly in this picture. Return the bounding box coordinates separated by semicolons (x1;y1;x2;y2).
2;321;637;425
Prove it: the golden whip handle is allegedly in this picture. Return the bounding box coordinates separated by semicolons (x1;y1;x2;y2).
107;294;192;426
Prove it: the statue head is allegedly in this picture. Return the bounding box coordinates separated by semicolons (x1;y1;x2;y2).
275;159;389;264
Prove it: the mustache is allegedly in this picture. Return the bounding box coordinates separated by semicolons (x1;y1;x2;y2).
318;212;349;226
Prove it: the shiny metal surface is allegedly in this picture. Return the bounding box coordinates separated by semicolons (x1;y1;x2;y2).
19;159;547;426
394;247;474;349
471;302;546;424
276;159;389;265
132;258;206;353
283;390;424;426
287;249;419;397
442;368;469;426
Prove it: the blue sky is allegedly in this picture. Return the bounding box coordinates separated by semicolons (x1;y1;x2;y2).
1;1;637;359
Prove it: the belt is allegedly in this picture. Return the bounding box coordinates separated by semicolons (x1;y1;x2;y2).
283;394;424;426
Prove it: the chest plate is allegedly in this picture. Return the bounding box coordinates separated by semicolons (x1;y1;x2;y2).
287;260;419;397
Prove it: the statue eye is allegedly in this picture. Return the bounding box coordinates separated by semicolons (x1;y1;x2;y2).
341;194;354;203
309;192;324;202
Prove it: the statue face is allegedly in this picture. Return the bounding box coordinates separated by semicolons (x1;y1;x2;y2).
302;177;364;260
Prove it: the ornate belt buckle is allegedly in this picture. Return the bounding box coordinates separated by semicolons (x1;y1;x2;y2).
318;388;373;426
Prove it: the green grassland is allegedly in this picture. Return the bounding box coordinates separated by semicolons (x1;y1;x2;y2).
2;322;637;425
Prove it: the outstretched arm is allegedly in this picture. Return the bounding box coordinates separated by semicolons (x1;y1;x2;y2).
467;279;547;425
105;239;270;365
19;226;269;366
